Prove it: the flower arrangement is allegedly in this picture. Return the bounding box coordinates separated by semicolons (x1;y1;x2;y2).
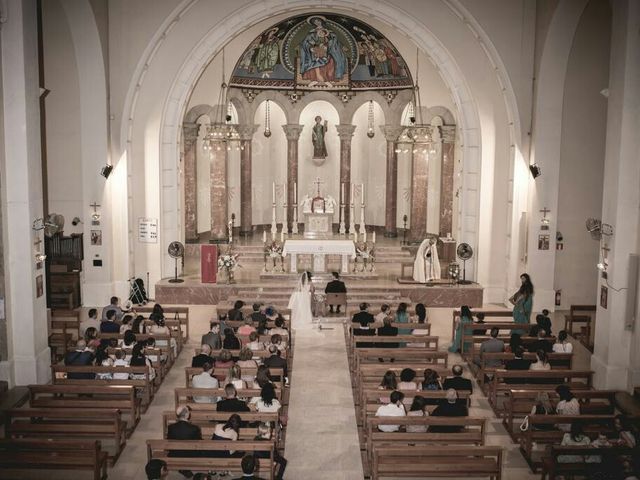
218;252;240;283
263;240;285;272
354;241;375;272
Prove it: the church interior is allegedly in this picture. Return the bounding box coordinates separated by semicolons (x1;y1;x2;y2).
0;0;639;478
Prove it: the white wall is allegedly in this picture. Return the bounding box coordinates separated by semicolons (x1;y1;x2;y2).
554;0;610;309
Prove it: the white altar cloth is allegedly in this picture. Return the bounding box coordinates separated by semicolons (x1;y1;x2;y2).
282;240;356;273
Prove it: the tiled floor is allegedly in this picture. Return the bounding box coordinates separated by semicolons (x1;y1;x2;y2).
57;303;588;480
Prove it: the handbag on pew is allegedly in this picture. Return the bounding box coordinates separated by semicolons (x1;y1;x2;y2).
519;415;529;432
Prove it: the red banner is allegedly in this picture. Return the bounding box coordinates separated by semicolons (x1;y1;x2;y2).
201;245;218;283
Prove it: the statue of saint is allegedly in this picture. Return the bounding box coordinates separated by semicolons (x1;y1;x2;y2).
312;116;328;158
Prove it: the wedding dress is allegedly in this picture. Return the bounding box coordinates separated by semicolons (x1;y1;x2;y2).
288;272;314;328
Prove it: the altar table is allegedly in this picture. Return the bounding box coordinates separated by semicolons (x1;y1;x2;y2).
282;239;356;273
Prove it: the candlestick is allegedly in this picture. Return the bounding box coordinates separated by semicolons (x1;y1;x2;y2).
281;230;284;242
341;183;345;204
350;183;354;206
272;182;275;203
354;231;358;243
372;231;376;243
361;183;365;204
294;182;297;204
262;231;266;243
363;229;367;243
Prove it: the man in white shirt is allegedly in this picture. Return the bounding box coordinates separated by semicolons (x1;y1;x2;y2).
112;350;130;380
375;304;390;323
191;362;220;403
79;308;100;338
375;390;406;432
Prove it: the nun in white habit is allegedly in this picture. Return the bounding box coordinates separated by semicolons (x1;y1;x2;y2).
413;237;441;282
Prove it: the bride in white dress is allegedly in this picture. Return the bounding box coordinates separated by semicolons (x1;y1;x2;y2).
288;271;314;328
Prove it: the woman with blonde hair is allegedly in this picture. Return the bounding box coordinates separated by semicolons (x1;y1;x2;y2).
237;348;258;382
225;364;245;390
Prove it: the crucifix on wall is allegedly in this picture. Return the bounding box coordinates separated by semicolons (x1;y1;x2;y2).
540;207;551;231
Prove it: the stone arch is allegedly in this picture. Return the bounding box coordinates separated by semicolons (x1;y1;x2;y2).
184;104;214;124
290;91;347;125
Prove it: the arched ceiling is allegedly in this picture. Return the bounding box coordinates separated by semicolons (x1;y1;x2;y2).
229;12;413;92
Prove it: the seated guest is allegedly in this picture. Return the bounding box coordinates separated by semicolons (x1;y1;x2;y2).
246;331;263;352
80;308;100;338
270;317;288;336
263;345;288;380
411;303;429;337
529;349;551;371
192;344;215;368
378;370;398;390
150;316;175;357
225;365;245;390
84;326;101;350
201;322;222;350
167;405;202;480
122;329;137;351
269;333;287;354
375;390;406;432
553;330;573;353
398;368;419;391
210;413;241;458
395;302;411;335
191;362;219;403
352;303;374;325
443;364;473;393
555;385;580;431
132;315;147;334
254;382;281;413
506;346;532;370
528;329;553;354
112;349;130;380
216;384;250;412
353;318;375;348
529;392;555;430
237;317;256;336
101;296;125;322
94;344;113;379
478;328;505;367
237;348;259;381
120;314;133;334
65;340;95;379
406;395;429;433
264;307;277;322
421;368;442;391
214;349;235;371
253;423;287;480
251;365;273;390
507;333;523;353
324;272;347;313
227;300;245;321
250;303;267;324
100;309;121;333
430;389;469;432
145;459;168;480
472;312;487;335
376;316;399;349
223;328;241;350
232;454;266;480
558;422;591;463
130;341;155;381
540;309;553;336
375;304;391;323
613;414;637;447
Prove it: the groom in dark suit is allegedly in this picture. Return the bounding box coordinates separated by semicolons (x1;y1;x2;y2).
325;272;347;313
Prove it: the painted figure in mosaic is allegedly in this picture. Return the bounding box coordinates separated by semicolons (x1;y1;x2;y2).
300;16;348;83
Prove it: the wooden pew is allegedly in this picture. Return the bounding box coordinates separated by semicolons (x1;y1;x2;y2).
371;445;503;480
353;342;441;372
366;417;486;465
49;309;81;362
451;309;514;341
174;387;283;410
520;414;617;471
564;304;596;350
135;305;190;340
474;352;573;389
106;345;172;383
488;370;594;411
184;366;286;390
28;384;140;434
0;438;108;480
51;364;155;410
98;331;182;356
4;407;127;463
463;331;556;361
146;439;275;480
502;389;617;438
541;445;638;480
162;411;280;443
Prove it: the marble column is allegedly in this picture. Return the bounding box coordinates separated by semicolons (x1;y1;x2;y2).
336;124;356;232
183;123;200;242
381;126;405;237
209;136;228;242
439;125;456;238
408;127;431;243
237;125;259;237
282;124;304;232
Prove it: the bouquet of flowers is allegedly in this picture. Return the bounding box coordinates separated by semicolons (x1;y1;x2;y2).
218;253;240;271
265;241;283;258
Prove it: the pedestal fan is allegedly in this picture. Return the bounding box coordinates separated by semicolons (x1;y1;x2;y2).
456;243;474;284
168;241;185;283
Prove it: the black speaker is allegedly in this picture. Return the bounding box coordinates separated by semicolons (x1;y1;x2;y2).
100;164;113;179
529;164;541;179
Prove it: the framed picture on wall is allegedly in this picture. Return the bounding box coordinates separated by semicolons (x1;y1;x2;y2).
600;285;608;309
91;230;102;246
36;275;43;298
537;234;550;250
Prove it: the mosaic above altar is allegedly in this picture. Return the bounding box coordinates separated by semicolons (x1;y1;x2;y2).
230;13;413;91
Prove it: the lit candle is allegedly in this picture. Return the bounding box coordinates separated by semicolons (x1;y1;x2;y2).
361;183;365;204
272;182;275;203
280;230;284;242
283;183;287;206
372;231;376;243
354;231;358;243
294;182;297;204
350;183;354;206
341;183;345;204
263;231;266;243
363;229;367;243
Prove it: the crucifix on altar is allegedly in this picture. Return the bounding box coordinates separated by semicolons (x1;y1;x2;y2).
300;177;337;238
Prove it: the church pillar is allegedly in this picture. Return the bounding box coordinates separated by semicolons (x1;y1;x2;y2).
209;135;228;242
408;127;431;243
382;126;404;237
0;0;50;386
591;0;640;391
439;125;456;237
336;124;356;232
282;124;303;231
237;125;259;237
182;122;199;243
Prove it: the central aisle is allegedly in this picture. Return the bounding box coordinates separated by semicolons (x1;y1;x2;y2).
284;321;365;479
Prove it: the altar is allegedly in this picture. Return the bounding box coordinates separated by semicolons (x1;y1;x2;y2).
282;239;355;273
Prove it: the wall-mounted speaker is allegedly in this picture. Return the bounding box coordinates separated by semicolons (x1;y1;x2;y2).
625;254;639;331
